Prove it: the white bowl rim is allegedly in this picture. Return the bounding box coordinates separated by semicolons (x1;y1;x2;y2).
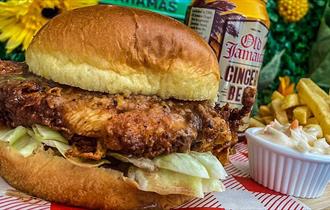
245;127;330;163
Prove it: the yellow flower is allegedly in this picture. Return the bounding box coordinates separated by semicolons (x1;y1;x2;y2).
0;0;97;53
278;76;295;96
278;0;309;22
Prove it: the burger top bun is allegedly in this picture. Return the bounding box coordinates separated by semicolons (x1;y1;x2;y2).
26;5;220;102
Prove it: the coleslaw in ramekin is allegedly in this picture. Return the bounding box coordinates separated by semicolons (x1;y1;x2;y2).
246;120;330;198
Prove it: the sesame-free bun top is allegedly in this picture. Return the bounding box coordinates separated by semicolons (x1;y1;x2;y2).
26;5;220;101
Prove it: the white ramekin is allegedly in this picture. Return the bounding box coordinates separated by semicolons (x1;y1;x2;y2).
245;127;330;198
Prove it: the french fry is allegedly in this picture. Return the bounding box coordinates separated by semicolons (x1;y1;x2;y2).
259;105;272;117
254;115;263;122
271;91;285;101
307;117;319;125
304;124;323;138
267;102;272;109
300;78;330;105
249;118;265;128
293;106;311;125
281;94;300;110
267;103;273;115
299;97;306;105
261;116;274;125
271;98;289;124
297;79;330;136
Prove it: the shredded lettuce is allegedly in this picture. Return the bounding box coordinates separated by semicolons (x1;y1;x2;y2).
0;130;13;142
128;166;226;197
11;135;40;157
190;151;227;179
202;178;225;193
40;139;56;148
0;125;227;197
0;126;27;145
109;153;156;171
125;152;227;197
111;151;228;196
32;124;68;144
0;125;107;167
154;153;209;179
110;152;227;197
0;127;11;139
128;166;204;197
53;141;109;168
110;152;227;180
0;126;39;157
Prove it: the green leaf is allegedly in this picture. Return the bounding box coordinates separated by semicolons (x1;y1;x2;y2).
310;52;330;88
269;12;279;22
315;0;326;7
0;42;25;62
309;1;330;88
258;50;285;89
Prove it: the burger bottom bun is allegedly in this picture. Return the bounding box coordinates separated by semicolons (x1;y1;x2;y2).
0;142;191;210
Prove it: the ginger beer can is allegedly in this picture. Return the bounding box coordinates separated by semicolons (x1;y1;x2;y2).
186;0;270;129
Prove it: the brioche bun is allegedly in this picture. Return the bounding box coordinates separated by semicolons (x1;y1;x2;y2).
0;142;190;210
26;5;220;102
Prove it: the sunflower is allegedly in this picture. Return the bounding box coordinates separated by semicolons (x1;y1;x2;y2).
0;0;98;53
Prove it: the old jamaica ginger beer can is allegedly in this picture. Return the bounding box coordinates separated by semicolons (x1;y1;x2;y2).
186;0;270;129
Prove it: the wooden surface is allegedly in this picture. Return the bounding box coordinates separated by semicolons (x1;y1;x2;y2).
299;184;330;210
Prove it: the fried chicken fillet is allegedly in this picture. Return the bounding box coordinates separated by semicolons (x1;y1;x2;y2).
0;60;254;162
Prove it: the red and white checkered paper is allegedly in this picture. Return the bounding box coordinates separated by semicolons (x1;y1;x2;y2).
0;142;311;210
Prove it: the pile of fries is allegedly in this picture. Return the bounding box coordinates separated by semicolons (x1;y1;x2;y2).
251;78;330;142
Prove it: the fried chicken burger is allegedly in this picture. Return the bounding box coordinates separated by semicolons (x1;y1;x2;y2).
0;5;255;210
